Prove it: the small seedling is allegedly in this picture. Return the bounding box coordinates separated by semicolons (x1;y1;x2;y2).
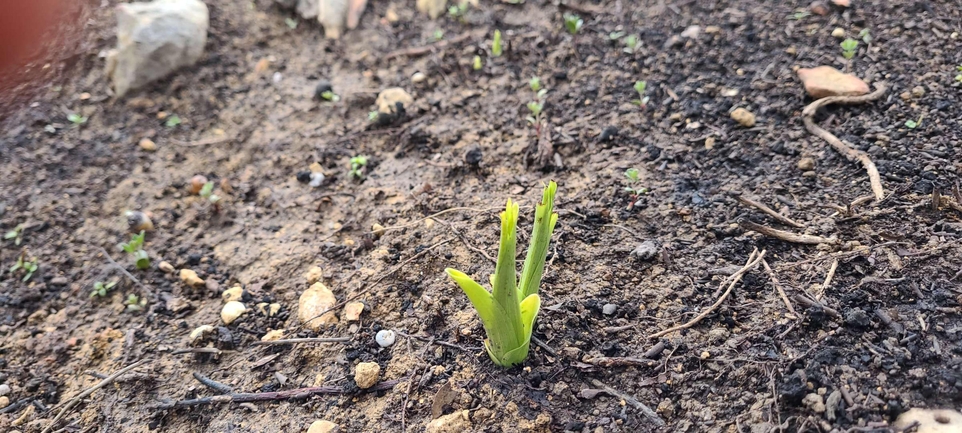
563;13;583;35
904;115;923;129
608;31;625;40
448;1;468;21
10;255;39;282
319;91;340;102
445;181;558;367
623;34;639;53
472;55;483;71
90;281;118;298
68;113;88;125
492;30;503;57
4;224;24;246
858;28;871;44
165;115;182;128
368;111;379;122
120;230;151;270
525;101;543;124
631;80;650;106
124;293;147;311
840;38;858;59
349;155;368;179
955;65;962;83
789;9;810;20
529;77;542;92
285;18;298;29
433;29;444;41
623;168;648;209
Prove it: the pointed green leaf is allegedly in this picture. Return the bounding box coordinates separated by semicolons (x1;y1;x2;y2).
520;294;541;341
519;181;558;299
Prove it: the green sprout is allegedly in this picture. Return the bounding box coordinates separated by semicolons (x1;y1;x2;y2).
10;255;39;282
319;91;340;102
448;1;468;21
955;65;962;83
68;113;88;125
525;101;543;125
120;231;151;270
472;55;483;71
368;110;379;122
124;293;147;311
789;9;810;20
4;224;24;246
858;28;871;44
433;29;444;41
840;38;858;59
624;168;649;209
349;155;368;179
608;31;625;40
492;30;503;57
563;13;583;35
445;181;558;367
623;34;639;53
529;77;542;92
285;18;298;29
90;281;118;298
199;181;221;204
904;115;923;129
165;115;182;128
631;80;650;106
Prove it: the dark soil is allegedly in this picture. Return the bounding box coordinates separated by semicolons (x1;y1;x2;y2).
1;0;961;432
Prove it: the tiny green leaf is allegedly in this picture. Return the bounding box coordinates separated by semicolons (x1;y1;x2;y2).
529;77;542;92
563;13;583;35
472;55;482;71
165;115;182;128
492;30;503;57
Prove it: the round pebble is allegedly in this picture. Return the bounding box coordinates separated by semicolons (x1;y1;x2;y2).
0;384;10;396
411;72;427;83
602;303;617;315
375;329;396;347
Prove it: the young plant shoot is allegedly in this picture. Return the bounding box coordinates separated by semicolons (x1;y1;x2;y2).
563;13;583;35
632;80;649;106
349;155;368;179
4;224;24;245
120;231;151;270
472;55;483;71
840;38;858;59
445;181;558;367
492;30;503;57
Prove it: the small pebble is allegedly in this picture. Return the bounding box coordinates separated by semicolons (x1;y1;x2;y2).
411;72;427;83
372;223;386;238
730;108;756;127
810;1;829;15
272;72;282;83
343;301;364;321
188;175;208;195
375;329;396;347
296;171;311;183
598;125;619;142
138;138;156;152
0;384;10;396
602;304;617;315
179;269;205;288
189;325;215;344
309;172;325;188
307;420;340;433
221;301;247;325
831;28;845;38
631;241;660;261
222;286;244;302
158;261;175;273
354;362;380;389
303;266;323;284
797;157;816;171
464;147;482;166
911;86;925;98
126;210;154;232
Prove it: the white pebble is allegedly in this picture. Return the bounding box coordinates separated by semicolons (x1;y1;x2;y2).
411;72;427;83
375;329;396;347
272;72;283;83
602;303;617;315
0;384;9;396
309;172;325;187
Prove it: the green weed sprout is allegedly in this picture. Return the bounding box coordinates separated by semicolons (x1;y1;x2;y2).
448;1;468;21
445;181;558;367
904;114;923;129
349;155;368;179
433;29;445;41
285;18;298;29
529;77;542;92
955;65;962;83
199;181;221;204
368;110;379;122
90;281;117;298
563;13;583;34
4;224;24;246
788;9;810;20
608;31;625;40
68;113;88;125
631;80;650;106
840;38;858;59
120;231;150;270
473;55;483;71
858;28;871;44
492;30;503;57
10;255;39;282
165;115;182;128
124;293;147;311
319;91;340;102
623;34;639;53
525;101;544;125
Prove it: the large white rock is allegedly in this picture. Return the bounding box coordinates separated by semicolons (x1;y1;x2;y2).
276;0;366;39
107;0;209;97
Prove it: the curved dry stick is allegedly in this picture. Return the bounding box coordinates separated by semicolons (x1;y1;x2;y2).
42;359;149;433
802;84;887;201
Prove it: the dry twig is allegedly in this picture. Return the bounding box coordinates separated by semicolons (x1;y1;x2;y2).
734;194;804;228
648;249;766;339
42;359;149;433
761;259;798;317
588;379;665;426
802;84;888;201
740;220;838;245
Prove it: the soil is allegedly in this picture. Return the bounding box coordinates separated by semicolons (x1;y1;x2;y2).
1;0;961;432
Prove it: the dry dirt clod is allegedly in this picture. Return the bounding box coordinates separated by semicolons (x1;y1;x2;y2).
138;138;156;151
221;286;244;302
261;329;285;341
371;223;386;238
798;157;816;171
342;301;364;321
298;282;338;331
893;408;962;433
303;266;323;284
631;241;660;261
797;66;870;99
179;269;205;287
307;420;340;433
376;87;413;117
426;410;472;433
809;1;829;15
221;301;246;324
730;107;756;127
802;393;826;413
354;362;380;389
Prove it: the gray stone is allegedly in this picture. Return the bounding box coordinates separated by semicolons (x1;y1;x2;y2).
602;304;617;315
630;240;660;261
107;0;209;97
